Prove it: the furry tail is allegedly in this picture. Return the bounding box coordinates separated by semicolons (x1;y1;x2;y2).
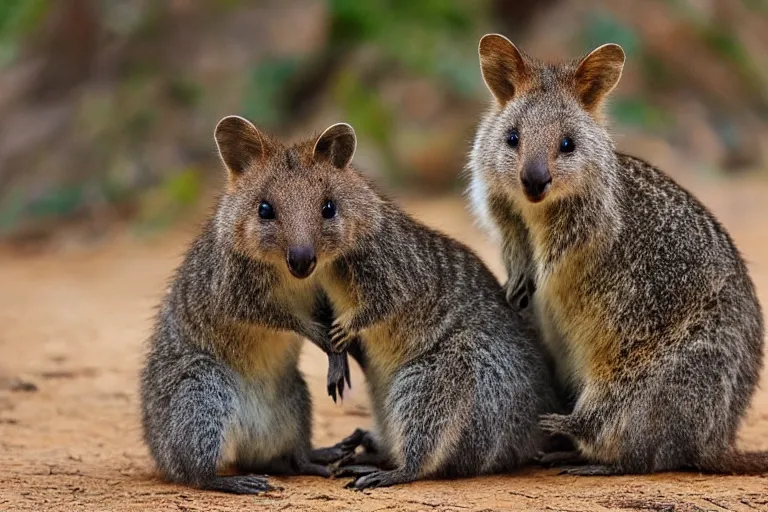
698;451;768;475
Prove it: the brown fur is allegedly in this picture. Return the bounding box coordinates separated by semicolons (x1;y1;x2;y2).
469;34;765;475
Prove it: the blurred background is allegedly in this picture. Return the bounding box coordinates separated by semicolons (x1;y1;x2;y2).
0;0;767;245
2;3;768;507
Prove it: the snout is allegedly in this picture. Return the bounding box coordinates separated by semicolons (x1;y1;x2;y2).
520;158;552;203
286;246;317;279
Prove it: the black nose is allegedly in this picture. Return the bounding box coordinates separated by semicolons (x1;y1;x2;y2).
520;157;552;203
287;246;317;278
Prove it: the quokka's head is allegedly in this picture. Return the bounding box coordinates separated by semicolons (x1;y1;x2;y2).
213;116;382;279
469;34;624;216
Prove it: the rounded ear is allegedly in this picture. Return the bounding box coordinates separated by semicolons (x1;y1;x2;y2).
478;34;531;105
574;44;625;113
313;123;356;169
214;115;268;178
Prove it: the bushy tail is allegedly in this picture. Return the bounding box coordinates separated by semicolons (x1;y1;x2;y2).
698;451;768;475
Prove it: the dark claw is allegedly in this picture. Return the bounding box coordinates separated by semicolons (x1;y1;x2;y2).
558;464;620;476
205;475;275;495
537;450;586;468
333;464;380;478
348;472;385;490
327;353;350;403
344;357;352;388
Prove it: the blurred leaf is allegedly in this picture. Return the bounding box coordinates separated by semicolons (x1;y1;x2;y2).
610;98;674;131
126;109;157;139
243;57;301;127
742;0;768;12
582;11;639;56
328;0;484;94
134;168;202;234
168;77;203;107
640;53;675;88
0;0;48;67
164;168;202;207
700;26;766;103
0;190;25;232
434;44;482;98
334;70;392;146
702;27;748;64
25;185;85;220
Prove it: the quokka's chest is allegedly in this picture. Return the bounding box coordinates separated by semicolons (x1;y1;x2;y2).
535;268;616;388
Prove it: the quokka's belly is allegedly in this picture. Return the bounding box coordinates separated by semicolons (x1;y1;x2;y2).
218;375;302;471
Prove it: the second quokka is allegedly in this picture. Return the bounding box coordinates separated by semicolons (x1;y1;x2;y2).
470;34;765;475
210;117;559;489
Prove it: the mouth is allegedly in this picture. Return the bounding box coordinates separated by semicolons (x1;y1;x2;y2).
523;182;551;203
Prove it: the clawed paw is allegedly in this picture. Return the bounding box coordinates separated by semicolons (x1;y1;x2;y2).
539;413;568;435
327;353;350;403
536;450;586;468
558;464;619;476
345;472;383;490
330;320;354;351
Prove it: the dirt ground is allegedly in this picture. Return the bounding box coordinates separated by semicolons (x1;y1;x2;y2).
1;178;768;511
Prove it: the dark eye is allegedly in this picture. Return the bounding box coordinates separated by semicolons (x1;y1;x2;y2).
321;200;336;219
560;136;575;153
258;201;275;220
506;128;520;148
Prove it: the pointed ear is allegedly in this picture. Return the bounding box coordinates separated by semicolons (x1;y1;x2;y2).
574;44;625;113
214;115;269;178
313;123;356;169
478;34;531;105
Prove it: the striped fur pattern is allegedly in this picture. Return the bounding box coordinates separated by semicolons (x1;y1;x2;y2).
468;35;765;475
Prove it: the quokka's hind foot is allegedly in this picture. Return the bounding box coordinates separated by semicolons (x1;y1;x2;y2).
297;461;333;478
202;475;275;494
332;449;394;478
537;450;587;468
333;464;381;478
311;428;375;465
345;468;417;490
558;464;625;476
336;449;393;469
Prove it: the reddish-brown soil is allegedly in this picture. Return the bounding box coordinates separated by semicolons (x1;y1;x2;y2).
2;179;767;511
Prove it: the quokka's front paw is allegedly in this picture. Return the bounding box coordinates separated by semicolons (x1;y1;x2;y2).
539;413;570;436
330;320;354;351
327;352;351;403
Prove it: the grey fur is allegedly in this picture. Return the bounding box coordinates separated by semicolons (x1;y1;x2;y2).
469;35;766;474
299;125;560;489
140;117;364;494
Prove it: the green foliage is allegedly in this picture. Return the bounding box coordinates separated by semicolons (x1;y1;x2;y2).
329;0;484;93
135;167;203;233
242;57;301;128
698;23;767;107
334;70;393;147
0;189;25;232
741;0;768;12
581;11;639;56
164;168;202;207
168;76;203;108
703;26;749;65
640;53;676;89
0;0;48;67
610;98;674;131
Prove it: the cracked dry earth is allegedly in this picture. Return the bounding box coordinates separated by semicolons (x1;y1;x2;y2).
1;179;768;511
